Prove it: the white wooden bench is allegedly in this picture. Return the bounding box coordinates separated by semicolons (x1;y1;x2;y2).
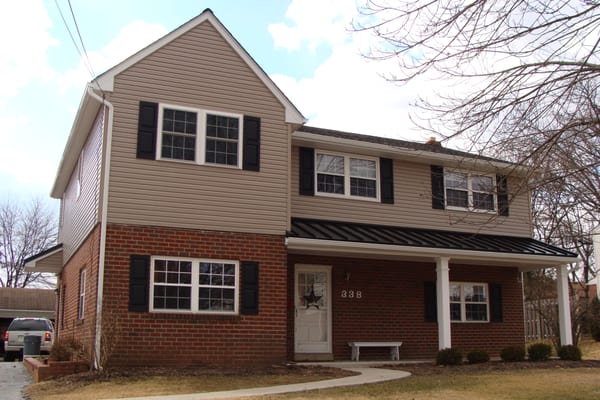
348;341;403;361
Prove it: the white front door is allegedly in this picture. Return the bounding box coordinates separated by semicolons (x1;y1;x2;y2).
294;265;332;354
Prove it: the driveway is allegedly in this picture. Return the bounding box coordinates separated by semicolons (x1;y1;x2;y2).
0;358;32;400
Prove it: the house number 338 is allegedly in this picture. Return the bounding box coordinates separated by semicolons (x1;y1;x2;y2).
341;290;362;299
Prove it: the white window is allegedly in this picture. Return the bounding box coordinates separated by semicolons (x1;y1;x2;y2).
157;104;242;167
315;151;378;200
150;257;239;314
78;269;86;320
450;282;488;322
445;171;496;211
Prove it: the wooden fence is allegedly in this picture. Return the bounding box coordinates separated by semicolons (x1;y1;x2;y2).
524;299;558;342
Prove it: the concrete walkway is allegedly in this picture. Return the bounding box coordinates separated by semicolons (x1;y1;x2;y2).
0;360;32;400
108;363;411;400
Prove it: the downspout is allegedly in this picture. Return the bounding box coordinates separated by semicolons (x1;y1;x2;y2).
87;83;113;369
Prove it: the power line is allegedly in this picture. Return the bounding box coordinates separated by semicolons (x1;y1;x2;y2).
66;0;96;79
53;0;104;95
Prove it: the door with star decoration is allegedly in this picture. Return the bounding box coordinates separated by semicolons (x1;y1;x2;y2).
294;265;332;355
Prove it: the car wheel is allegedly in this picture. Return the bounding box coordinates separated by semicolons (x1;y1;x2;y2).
4;352;15;362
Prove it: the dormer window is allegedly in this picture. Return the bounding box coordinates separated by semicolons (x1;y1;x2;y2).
315;151;379;200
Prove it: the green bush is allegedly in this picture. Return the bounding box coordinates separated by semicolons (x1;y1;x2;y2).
558;345;582;361
466;350;490;364
500;346;525;362
527;342;552;361
49;337;84;362
436;347;463;365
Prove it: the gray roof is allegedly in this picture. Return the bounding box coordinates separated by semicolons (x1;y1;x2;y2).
0;288;56;319
288;218;578;258
298;126;505;163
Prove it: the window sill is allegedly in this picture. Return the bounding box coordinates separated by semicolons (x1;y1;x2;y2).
451;320;489;324
315;192;380;202
147;312;241;322
446;206;498;214
156;157;242;170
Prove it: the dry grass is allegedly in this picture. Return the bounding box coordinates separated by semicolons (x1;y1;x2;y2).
25;339;600;400
24;365;352;400
270;369;600;400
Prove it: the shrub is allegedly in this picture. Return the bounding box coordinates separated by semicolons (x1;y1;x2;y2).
436;348;463;365
528;342;552;361
49;337;84;362
558;345;582;361
466;350;490;364
500;346;525;362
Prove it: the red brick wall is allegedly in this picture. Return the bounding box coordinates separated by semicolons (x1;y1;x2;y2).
102;223;287;367
57;224;100;359
288;255;524;360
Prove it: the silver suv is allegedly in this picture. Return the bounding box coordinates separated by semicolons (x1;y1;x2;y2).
3;318;54;361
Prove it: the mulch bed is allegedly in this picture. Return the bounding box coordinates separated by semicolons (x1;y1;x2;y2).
387;359;600;376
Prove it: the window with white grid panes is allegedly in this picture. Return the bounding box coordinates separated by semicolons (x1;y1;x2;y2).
315;151;379;200
450;282;489;322
150;257;238;314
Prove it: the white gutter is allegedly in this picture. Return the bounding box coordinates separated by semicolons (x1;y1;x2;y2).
86;84;113;370
286;237;578;268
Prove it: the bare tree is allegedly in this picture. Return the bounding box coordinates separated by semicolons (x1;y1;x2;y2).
0;198;57;287
354;1;600;185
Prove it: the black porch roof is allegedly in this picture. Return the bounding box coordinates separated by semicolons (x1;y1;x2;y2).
288;218;577;259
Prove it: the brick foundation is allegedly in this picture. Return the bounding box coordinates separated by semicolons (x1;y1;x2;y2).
102;223;288;367
288;255;525;361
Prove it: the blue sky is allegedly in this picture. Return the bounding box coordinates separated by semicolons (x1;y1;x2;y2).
0;0;431;206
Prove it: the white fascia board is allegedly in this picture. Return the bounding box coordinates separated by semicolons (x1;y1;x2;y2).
292;131;527;175
94;10;305;125
286;237;577;268
51;87;103;198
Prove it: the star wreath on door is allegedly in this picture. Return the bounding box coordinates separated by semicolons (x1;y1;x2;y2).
303;284;322;309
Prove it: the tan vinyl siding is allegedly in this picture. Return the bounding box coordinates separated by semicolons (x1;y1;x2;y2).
291;146;532;237
106;21;289;235
59;108;104;261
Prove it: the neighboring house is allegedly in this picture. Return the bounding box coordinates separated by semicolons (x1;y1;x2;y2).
24;9;578;367
0;288;56;354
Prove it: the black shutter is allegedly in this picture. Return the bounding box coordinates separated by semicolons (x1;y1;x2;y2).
490;283;503;322
241;261;259;315
299;147;315;196
242;116;261;171
424;281;437;322
129;255;150;312
496;175;509;216
380;158;394;204
431;165;445;209
137;101;158;159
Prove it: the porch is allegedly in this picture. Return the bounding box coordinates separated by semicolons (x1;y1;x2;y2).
286;218;578;361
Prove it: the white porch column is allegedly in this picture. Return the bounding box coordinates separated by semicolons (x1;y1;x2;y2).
436;257;451;349
556;265;573;346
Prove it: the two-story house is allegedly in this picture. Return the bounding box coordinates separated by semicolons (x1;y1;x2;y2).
25;9;577;367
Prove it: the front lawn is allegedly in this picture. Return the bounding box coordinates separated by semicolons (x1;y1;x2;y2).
273;368;600;400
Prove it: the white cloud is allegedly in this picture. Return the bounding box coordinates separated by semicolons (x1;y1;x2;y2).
269;0;438;142
0;0;58;103
268;0;358;51
58;20;168;93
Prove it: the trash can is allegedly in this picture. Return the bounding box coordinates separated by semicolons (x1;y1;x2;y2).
23;335;41;357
